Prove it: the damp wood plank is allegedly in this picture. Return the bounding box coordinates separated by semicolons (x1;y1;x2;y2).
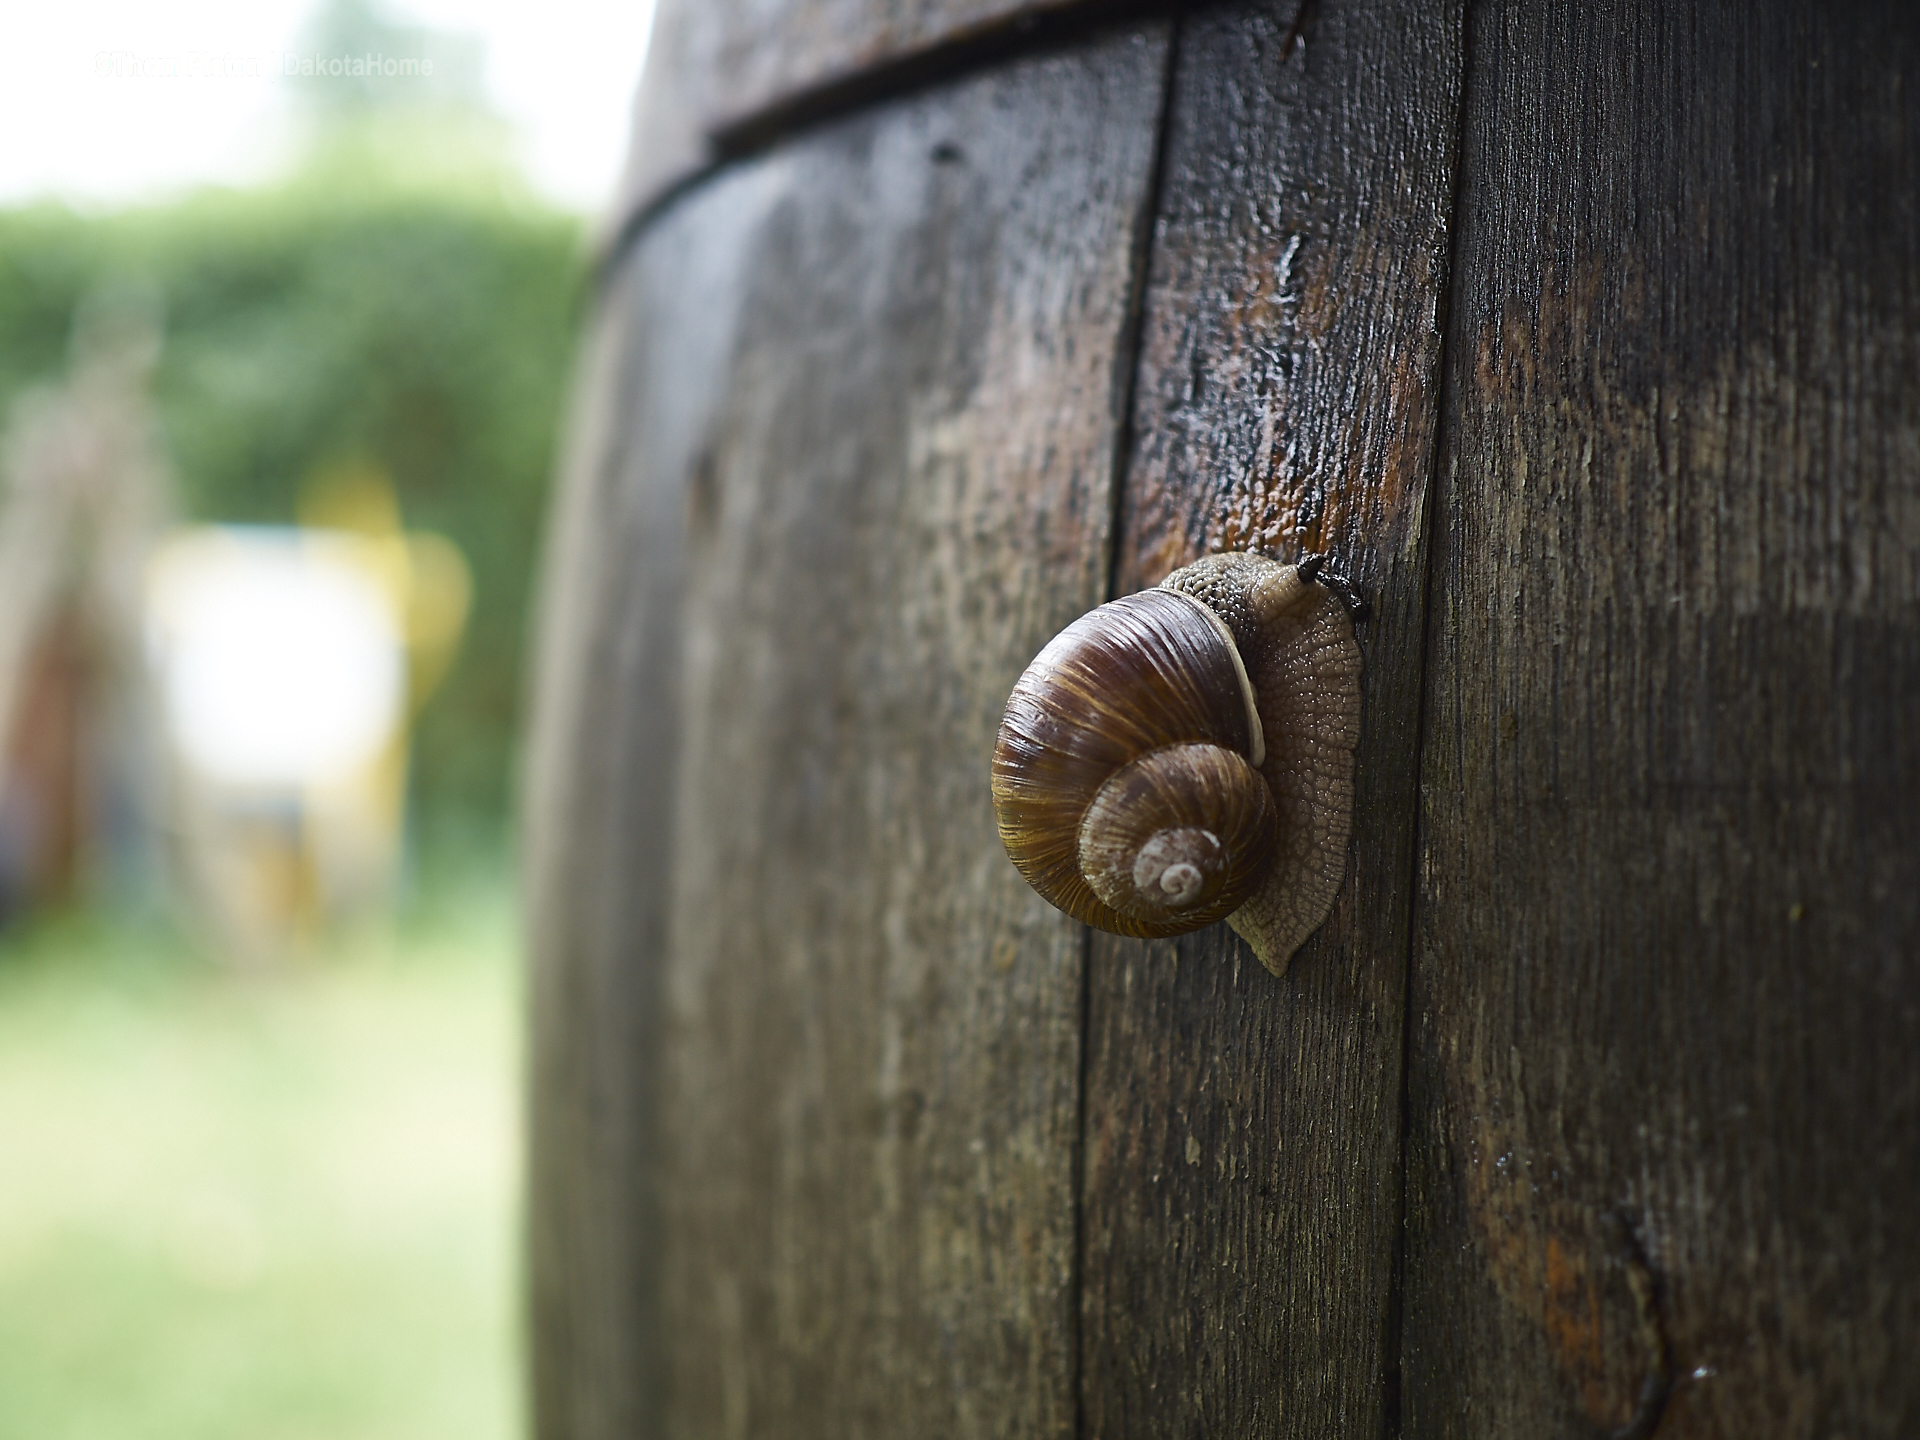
530;29;1170;1439
614;0;1127;222
1080;1;1464;1434
1401;3;1920;1437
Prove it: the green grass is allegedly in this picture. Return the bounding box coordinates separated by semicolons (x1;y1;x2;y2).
0;877;523;1440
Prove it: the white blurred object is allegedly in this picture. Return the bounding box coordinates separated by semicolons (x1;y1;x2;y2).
144;521;452;961
149;529;403;788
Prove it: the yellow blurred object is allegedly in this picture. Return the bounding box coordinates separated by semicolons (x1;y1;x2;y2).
398;532;471;714
298;462;473;712
296;461;401;536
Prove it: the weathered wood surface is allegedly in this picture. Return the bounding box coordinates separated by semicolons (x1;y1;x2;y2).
538;1;1920;1436
1401;3;1920;1437
525;226;727;1440
1081;0;1463;1433
615;0;1127;223
529;30;1170;1439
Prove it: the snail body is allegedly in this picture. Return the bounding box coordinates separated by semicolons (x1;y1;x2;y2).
990;552;1362;976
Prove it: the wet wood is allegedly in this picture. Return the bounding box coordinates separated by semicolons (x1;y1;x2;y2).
1082;0;1463;1433
1401;3;1920;1436
616;0;1125;220
528;30;1169;1439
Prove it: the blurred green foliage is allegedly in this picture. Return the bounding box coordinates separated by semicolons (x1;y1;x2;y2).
0;160;586;839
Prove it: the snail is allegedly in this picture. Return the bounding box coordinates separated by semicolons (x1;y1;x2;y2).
990;551;1362;976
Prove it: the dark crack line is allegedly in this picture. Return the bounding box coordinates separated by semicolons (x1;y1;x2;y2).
1385;0;1478;1434
1605;1213;1674;1440
1075;23;1182;1439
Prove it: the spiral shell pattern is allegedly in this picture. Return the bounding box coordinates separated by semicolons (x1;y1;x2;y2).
991;588;1278;938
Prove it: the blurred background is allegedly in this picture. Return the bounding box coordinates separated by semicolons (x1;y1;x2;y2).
0;0;651;1433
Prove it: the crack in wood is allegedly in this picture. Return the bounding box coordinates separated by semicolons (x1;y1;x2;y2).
1604;1213;1673;1440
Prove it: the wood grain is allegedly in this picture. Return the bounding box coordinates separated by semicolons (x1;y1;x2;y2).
525;201;767;1439
614;0;1126;223
1081;1;1464;1433
530;30;1171;1439
1401;3;1920;1436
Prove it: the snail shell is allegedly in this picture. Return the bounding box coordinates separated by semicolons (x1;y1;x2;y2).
991;552;1362;975
992;588;1278;937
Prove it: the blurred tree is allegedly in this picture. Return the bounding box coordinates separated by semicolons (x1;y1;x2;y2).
0;9;586;852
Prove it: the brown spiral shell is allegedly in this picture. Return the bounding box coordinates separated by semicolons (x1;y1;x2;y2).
990;588;1278;938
